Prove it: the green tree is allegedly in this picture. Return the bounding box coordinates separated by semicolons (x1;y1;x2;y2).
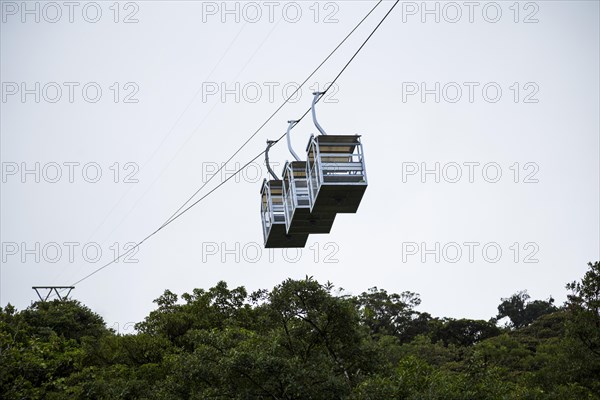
566;261;600;356
496;290;557;329
430;318;502;347
21;299;108;342
2;265;600;399
563;261;600;394
354;287;428;342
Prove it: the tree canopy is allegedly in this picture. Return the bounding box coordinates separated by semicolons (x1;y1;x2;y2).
1;262;599;399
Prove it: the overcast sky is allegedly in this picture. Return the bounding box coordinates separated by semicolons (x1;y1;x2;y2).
1;0;598;332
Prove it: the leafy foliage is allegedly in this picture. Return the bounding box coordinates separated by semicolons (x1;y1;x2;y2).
496;290;558;329
1;263;599;399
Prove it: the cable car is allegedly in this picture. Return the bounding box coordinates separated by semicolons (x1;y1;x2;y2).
260;142;309;248
306;92;368;214
281;121;336;235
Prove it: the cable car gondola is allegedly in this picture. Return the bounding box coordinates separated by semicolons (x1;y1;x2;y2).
281;121;336;235
260;141;309;248
306;92;368;214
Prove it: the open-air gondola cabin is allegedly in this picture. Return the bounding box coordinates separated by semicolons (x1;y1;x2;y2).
260;179;308;248
281;160;336;235
306;134;367;214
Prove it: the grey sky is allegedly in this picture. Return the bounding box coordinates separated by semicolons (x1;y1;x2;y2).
1;0;598;331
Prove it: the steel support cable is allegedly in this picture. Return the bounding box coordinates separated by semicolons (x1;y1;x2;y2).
157;0;383;230
61;0;399;290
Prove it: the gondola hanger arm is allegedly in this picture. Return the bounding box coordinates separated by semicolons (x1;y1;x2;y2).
311;91;327;136
286;120;301;162
265;140;279;180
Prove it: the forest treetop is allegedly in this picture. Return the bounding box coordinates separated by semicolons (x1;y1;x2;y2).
1;261;598;399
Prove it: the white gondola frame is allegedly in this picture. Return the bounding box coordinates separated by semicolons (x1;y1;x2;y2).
306;134;368;213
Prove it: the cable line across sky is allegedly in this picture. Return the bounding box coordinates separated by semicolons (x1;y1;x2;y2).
58;0;400;293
